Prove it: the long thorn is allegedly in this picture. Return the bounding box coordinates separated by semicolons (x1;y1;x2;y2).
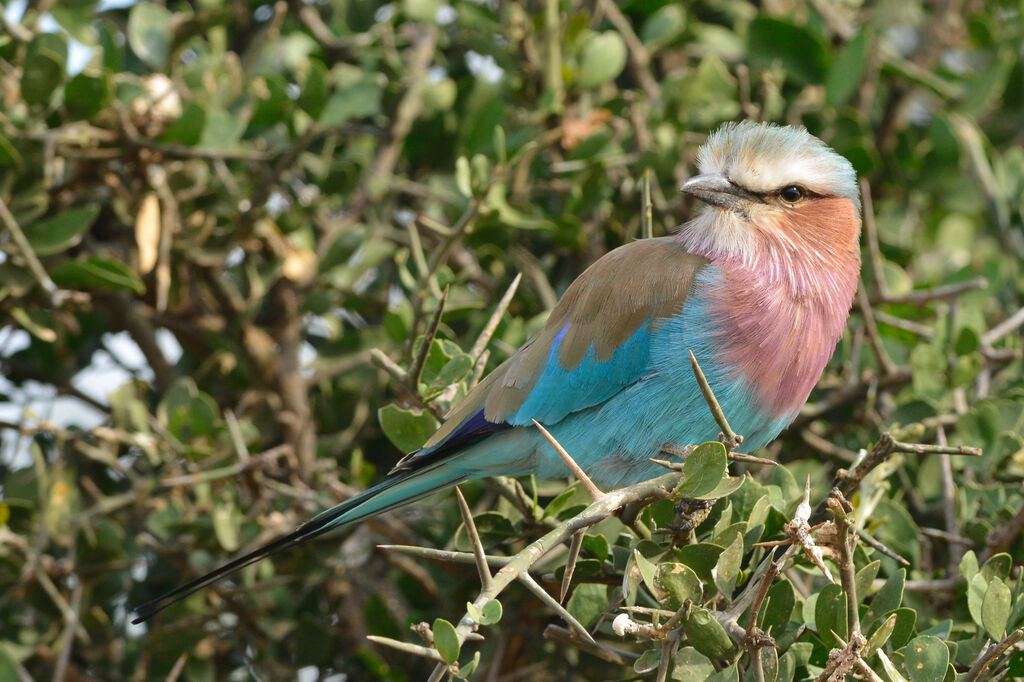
471;272;521;360
688;350;741;450
378;544;510;567
560;530;585;604
456;486;493;590
366;635;444;662
532;419;604;501
519;572;597;645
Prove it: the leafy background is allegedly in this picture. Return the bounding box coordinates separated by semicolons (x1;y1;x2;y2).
1;0;1023;680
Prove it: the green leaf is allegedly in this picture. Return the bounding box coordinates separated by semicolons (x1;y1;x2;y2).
432;618;460;664
319;77;383;125
160;102;206;146
65;72;110;120
576;31;627;88
967;572;988;628
681;607;736;660
910;345;947;397
670;647;715;681
455;156;473;197
890;607;918;649
863;569;905;629
51;257;145;294
127;3;173;68
815;583;848;649
0;133;23;167
11;307;56;343
199;108;248;150
867;612;898;656
706;664;739;682
654;562;702;610
634;648;660;674
378;404;439;453
760;579;795;635
903;635;949;682
22;39;65;106
675;543;723;584
480;599;502;625
691;475;744;501
675;441;728;498
632;548;659;597
981;577;1011;639
855;560;881;606
748;17;829;85
466;598;502;625
212;495;240;551
959;550;980;582
826;30;869;106
980;552;1012;582
640;5;686;49
713;533;743;597
566;582;608;628
298;61;328;118
22;206;100;256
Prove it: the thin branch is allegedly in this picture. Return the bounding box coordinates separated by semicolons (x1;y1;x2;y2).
857;282;899;376
964;629;1024;682
543;625;638;665
982;305;1024;347
859;179;887;298
869;277;987;305
408;285;449;387
0;195;69;306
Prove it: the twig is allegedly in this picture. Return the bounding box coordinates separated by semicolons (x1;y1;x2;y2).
532;419;604;501
964;629;1024;682
873;311;934;338
982;305;1024;347
596;0;660;100
408;285;449;387
543;625;638;665
641;169;654;239
869;277;987;305
859;179;887;299
0;195;69;306
983;503;1024;563
689;350;742;451
828;491;860;636
857;282;899;376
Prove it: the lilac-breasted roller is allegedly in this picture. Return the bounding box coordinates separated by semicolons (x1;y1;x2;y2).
134;121;862;622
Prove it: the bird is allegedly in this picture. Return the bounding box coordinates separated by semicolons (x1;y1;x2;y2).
133;121;862;623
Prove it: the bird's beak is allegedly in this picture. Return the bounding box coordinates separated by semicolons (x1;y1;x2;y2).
680;173;759;212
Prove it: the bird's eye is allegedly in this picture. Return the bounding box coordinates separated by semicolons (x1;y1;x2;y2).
780;185;804;203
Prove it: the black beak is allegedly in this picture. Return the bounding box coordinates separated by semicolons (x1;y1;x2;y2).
680;173;760;213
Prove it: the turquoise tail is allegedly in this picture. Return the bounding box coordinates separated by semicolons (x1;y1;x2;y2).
132;464;470;623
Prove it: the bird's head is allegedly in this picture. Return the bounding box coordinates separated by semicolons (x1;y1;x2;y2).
679;121;861;268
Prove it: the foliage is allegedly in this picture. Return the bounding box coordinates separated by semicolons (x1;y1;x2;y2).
1;0;1024;680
